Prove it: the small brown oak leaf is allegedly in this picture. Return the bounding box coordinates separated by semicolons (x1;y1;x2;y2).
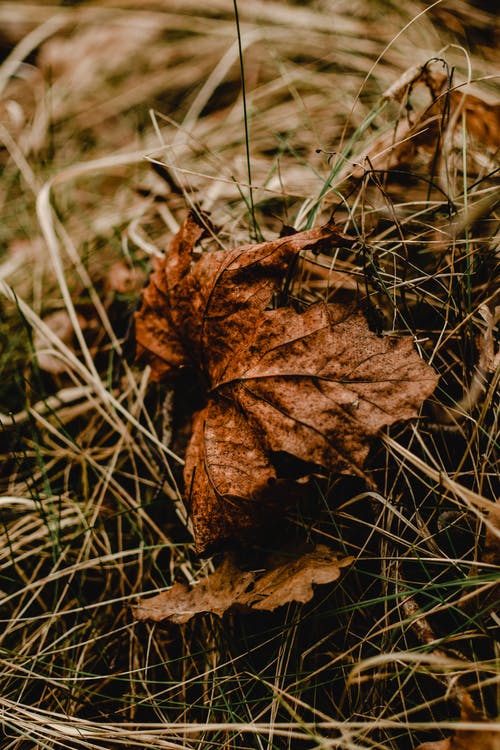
135;212;439;554
133;544;353;623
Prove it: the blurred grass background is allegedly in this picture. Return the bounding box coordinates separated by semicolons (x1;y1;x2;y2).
0;2;498;748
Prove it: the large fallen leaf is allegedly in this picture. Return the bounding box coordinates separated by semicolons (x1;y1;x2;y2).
135;212;439;553
133;545;352;623
414;694;500;750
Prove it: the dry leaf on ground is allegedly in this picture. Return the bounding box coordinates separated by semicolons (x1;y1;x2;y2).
34;310;75;375
135;212;439;553
134;544;353;623
414;694;500;750
476;504;500;614
104;260;144;297
482;504;500;568
354;62;500;178
34;261;143;376
457;501;500;615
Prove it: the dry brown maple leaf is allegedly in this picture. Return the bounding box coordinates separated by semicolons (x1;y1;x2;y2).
135;212;439;553
133;544;353;623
